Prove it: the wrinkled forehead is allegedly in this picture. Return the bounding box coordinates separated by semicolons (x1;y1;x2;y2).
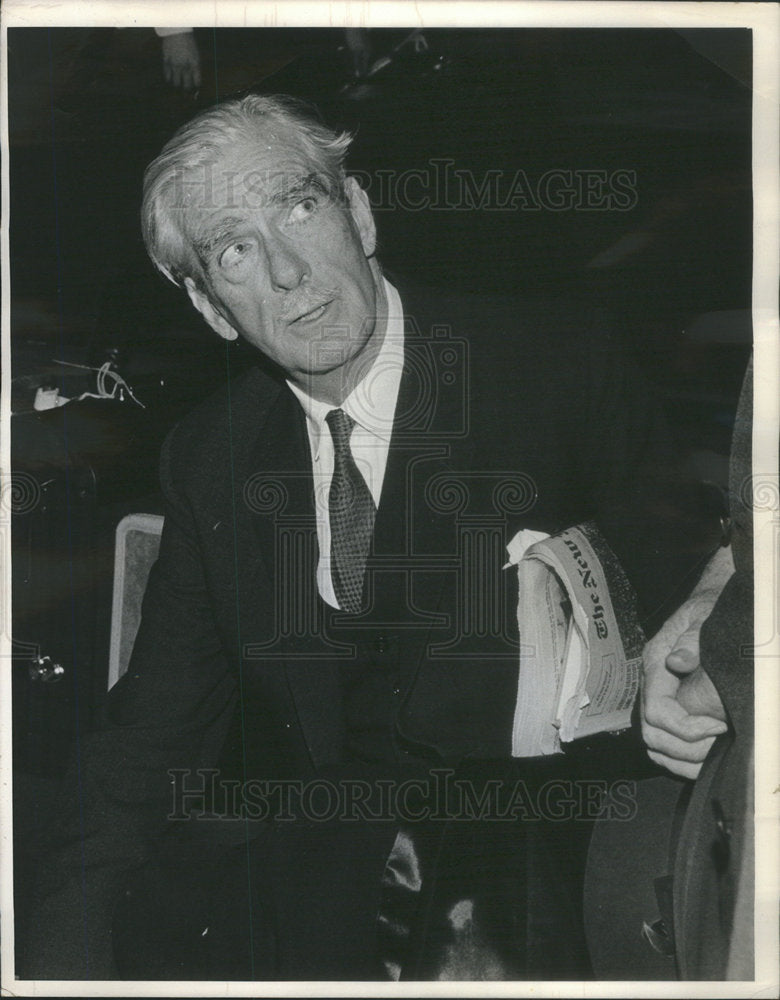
173;128;331;233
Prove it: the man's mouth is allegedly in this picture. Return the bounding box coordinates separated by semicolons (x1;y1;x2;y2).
290;300;332;325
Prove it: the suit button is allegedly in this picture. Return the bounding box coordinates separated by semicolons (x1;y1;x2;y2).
376;635;387;654
713;799;731;840
712;799;731;873
393;685;400;696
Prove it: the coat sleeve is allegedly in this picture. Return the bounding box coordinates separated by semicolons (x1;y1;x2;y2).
22;426;238;980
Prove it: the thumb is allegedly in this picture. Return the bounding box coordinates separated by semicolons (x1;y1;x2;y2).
665;625;700;675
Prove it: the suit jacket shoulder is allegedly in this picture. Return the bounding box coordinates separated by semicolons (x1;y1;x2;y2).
162;364;283;494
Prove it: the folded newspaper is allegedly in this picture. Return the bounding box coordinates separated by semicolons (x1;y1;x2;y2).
507;522;645;757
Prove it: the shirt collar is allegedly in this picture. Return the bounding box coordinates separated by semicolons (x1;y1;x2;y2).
287;278;404;459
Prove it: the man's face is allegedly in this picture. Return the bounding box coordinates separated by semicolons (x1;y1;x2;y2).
182;130;382;386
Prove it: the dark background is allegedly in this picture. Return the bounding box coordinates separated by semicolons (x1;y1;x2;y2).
8;26;752;918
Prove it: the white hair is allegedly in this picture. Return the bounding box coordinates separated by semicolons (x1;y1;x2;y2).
141;94;353;287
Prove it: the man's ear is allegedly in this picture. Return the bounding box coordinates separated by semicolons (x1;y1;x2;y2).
184;277;239;341
344;176;377;258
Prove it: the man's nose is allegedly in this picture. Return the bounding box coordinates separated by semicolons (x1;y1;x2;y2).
265;230;310;291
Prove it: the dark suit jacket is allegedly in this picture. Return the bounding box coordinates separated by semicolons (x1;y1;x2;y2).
584;354;754;981
671;354;754;980
26;284;713;978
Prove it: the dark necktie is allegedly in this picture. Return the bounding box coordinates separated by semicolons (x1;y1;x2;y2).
326;408;376;613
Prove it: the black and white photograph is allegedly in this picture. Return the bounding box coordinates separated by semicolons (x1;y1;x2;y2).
1;1;778;993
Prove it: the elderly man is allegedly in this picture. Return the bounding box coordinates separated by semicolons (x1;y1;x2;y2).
26;94;728;981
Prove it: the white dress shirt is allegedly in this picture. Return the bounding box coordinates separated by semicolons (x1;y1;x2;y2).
287;278;405;609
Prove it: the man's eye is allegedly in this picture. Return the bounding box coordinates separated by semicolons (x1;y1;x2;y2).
219;240;254;269
288;197;318;223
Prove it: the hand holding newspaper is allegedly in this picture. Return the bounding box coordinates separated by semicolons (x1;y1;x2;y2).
508;522;645;757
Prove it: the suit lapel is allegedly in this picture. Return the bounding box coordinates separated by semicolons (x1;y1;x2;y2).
247;383;313;566
384;287;525;759
369;292;477;688
247;383;346;769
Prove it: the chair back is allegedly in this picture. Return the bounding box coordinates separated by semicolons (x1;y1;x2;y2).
108;513;164;690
